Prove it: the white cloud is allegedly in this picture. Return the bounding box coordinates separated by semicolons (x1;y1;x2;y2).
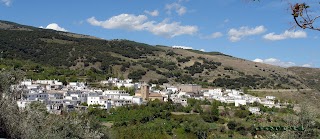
1;0;11;6
87;15;148;31
148;20;198;38
253;58;264;63
87;14;198;38
209;32;223;39
73;20;84;25
40;23;67;32
177;6;187;15
172;45;193;49
165;3;187;16
199;49;205;52
144;10;159;17
228;26;266;42
200;32;223;39
263;30;307;41
253;58;296;67
302;64;312;67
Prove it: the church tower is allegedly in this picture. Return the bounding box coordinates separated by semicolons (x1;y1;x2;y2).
141;83;149;100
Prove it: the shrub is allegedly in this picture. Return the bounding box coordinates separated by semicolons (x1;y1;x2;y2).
227;121;237;130
128;69;146;82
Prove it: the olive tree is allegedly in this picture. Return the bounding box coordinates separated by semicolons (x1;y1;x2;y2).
265;102;319;139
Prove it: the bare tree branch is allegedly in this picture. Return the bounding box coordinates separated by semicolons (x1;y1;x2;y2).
291;2;320;31
252;0;320;31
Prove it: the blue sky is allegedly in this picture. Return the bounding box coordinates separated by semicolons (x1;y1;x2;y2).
1;0;319;67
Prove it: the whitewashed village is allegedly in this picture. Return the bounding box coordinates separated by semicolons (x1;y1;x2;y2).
14;77;292;115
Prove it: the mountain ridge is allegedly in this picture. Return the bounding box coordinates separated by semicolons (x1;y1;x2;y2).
0;20;315;90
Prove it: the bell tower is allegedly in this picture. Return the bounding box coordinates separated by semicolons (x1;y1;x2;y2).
141;83;149;100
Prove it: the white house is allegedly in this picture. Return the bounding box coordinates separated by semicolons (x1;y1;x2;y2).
203;89;223;98
21;79;32;86
17;100;36;109
47;92;64;100
24;93;48;101
115;82;134;88
231;90;240;95
26;85;40;90
225;89;232;93
87;94;100;106
166;87;178;93
132;97;143;105
177;91;193;98
98;97;112;109
225;98;235;104
35;80;62;86
101;78;133;86
102;90;130;99
228;93;242;99
261;99;275;108
64;96;78;101
46;99;64;105
107;77;119;84
111;99;132;107
102;90;127;95
266;96;276;100
119;96;143;105
68;82;86;90
248;107;260;114
119;95;133;101
235;99;246;107
173;98;188;107
159;91;170;96
243;95;261;103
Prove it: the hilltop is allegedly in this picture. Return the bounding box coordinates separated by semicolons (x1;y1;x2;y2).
0;20;312;90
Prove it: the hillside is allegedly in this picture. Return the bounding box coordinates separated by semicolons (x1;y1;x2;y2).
0;20;310;89
288;67;320;91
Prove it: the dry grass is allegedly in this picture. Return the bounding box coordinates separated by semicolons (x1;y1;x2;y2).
141;70;164;81
288;67;320;90
171;48;293;77
60;32;102;40
40;38;76;45
104;47;308;89
101;122;113;128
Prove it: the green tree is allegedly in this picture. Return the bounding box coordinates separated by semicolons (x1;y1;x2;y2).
193;103;203;113
211;100;220;116
227;121;237;130
234;109;251;118
128;69;146;82
80;102;88;106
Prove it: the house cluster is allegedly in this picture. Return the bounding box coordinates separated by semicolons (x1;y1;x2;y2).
15;78;287;115
100;77;137;88
16;79;144;114
201;88;286;114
